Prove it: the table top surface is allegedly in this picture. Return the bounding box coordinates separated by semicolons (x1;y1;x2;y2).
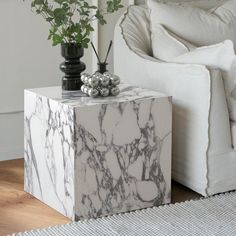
26;84;169;108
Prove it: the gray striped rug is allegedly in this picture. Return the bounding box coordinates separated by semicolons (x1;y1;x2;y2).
11;191;236;236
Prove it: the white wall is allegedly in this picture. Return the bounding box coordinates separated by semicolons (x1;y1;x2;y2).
0;0;132;161
0;0;95;161
98;0;132;72
0;112;23;161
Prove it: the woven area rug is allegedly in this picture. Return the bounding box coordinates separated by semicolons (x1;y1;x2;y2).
11;191;236;236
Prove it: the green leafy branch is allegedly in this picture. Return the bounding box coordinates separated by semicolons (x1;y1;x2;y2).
25;0;123;47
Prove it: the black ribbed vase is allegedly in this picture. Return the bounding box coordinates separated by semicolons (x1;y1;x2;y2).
60;43;86;91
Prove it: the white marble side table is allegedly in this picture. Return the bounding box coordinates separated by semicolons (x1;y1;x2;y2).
24;84;172;220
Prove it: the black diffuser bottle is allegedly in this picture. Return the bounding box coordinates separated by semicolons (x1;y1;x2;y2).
97;62;108;74
60;43;86;91
91;40;112;74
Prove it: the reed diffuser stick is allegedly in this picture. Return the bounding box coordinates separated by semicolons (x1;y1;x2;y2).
104;40;113;63
91;42;101;64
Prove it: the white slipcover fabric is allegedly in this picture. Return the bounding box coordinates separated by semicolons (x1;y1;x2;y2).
150;23;236;123
148;0;236;122
114;4;236;196
231;122;236;150
222;61;236;122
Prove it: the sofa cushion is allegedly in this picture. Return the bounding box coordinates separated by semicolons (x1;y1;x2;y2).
137;0;225;10
147;0;236;49
151;24;235;71
151;24;192;61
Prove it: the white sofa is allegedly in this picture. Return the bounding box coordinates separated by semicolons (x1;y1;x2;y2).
114;3;236;196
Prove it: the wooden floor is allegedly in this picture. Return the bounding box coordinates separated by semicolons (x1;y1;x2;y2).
0;159;200;236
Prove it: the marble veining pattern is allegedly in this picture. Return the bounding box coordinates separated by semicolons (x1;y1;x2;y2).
24;84;172;220
24;91;75;219
74;97;172;219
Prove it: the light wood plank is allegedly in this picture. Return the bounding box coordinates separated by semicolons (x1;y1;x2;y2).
0;159;200;236
0;159;70;236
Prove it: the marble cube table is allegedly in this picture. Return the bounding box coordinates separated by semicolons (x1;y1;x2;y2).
24;84;172;220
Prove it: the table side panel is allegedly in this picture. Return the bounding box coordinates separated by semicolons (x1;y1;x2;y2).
24;90;75;219
74;96;172;219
